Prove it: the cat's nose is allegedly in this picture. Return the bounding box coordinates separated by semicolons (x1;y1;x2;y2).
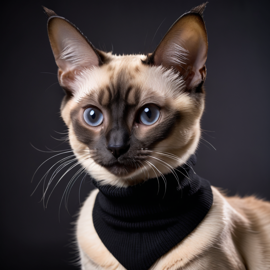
106;126;130;159
107;144;130;159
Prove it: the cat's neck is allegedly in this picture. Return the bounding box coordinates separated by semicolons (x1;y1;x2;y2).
91;155;213;270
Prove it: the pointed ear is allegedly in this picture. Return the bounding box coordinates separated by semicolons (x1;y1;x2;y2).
43;7;101;91
145;3;208;91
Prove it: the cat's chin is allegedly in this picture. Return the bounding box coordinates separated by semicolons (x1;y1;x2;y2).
102;162;136;177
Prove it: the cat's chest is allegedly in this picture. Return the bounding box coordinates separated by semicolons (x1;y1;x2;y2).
76;188;239;270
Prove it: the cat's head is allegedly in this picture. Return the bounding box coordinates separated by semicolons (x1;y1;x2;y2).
44;3;208;187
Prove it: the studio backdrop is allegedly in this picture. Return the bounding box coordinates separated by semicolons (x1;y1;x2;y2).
1;0;270;269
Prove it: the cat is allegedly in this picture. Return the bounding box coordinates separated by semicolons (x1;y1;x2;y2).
43;3;270;270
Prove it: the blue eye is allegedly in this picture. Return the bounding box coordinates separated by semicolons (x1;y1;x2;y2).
83;107;103;126
140;104;160;125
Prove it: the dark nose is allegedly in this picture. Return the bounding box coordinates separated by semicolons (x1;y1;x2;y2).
106;125;130;159
107;144;130;159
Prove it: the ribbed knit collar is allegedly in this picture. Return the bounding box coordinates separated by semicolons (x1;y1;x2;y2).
92;155;213;270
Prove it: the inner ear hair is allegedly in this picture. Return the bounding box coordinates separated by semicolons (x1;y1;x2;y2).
144;3;208;91
43;7;104;92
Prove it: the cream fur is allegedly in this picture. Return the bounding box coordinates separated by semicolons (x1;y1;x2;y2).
77;187;270;269
45;7;270;269
72;55;186;103
59;54;270;269
62;54;203;187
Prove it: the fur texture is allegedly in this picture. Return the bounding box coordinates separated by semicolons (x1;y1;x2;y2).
77;187;270;269
43;3;270;269
64;54;202;187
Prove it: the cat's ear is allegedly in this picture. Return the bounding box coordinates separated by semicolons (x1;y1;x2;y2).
43;7;101;91
145;3;208;91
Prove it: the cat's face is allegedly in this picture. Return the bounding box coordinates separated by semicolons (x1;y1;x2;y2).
45;4;208;187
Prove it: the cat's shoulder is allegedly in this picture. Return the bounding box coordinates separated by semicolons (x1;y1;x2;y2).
154;187;270;269
152;187;239;269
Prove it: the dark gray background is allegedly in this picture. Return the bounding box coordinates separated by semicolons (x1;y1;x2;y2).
1;0;270;269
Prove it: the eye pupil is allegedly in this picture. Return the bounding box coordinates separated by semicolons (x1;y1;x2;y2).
144;107;151;118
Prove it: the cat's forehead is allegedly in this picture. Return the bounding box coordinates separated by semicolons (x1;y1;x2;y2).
107;54;146;72
72;54;185;105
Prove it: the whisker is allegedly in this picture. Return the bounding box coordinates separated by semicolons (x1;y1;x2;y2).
42;153;89;206
44;81;59;92
30;143;73;154
31;149;74;185
65;166;88;211
145;160;167;199
41;158;77;207
137;160;149;180
50;135;69;142
142;160;160;195
144;150;193;177
42;158;78;207
44;147;73;153
31;154;75;196
201;129;216;139
45;161;82;208
43;158;78;196
53;129;69;135
200;137;216;151
58;158;92;220
79;172;88;205
61;167;85;214
147;155;181;188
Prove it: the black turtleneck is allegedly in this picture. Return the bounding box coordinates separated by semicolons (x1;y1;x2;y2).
92;156;213;270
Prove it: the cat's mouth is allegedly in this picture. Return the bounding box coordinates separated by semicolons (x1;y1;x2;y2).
102;161;137;177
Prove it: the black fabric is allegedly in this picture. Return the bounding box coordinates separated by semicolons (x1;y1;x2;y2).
92;155;213;270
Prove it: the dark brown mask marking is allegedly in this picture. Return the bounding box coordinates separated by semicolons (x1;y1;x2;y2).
70;69;180;176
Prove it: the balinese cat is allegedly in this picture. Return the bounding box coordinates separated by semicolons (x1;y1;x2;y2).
43;3;270;270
